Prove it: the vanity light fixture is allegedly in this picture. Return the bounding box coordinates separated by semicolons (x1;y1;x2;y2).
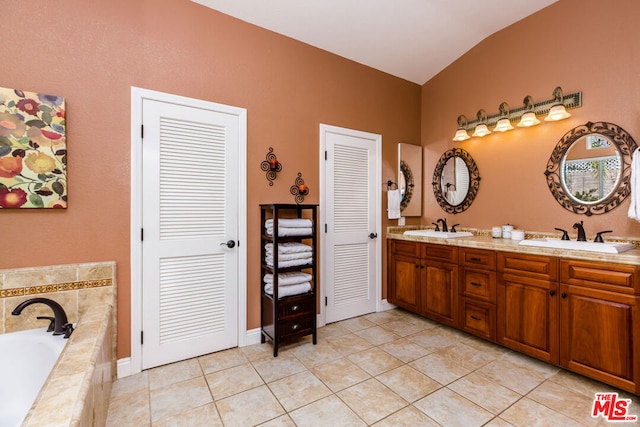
451;86;581;140
493;102;514;132
452;115;471;141
472;109;491;137
544;86;571;121
517;96;541;127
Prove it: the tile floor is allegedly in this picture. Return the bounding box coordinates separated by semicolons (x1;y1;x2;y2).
106;309;637;426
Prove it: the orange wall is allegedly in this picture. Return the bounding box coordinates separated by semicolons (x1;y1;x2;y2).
1;0;421;358
422;0;640;237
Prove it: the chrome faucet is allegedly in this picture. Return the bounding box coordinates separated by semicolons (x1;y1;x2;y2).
573;221;587;242
12;298;73;338
436;218;448;232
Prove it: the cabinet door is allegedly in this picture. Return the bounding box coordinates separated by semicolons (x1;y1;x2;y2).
560;284;639;393
388;254;421;313
498;275;558;363
422;260;458;327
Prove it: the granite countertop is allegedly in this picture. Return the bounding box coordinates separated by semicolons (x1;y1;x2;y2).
386;227;640;266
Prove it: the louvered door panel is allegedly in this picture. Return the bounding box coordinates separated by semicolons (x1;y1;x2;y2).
334;243;370;305
334;144;369;233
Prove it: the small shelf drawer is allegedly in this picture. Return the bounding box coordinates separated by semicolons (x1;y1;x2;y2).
461;299;496;341
498;252;558;281
391;240;421;257
278;318;314;339
560;260;640;294
278;295;314;318
423;243;458;263
459;248;496;270
461;269;497;302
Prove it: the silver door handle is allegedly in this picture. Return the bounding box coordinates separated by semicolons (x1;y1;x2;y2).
220;240;236;248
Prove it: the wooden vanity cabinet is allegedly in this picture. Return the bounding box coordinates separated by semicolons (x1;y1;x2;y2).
459;248;497;341
559;260;640;392
387;240;421;312
497;252;559;364
421;244;459;327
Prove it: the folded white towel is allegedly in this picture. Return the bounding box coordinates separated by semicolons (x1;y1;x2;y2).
266;227;312;237
265;242;312;254
263;272;312;286
265;218;313;228
264;282;311;298
265;251;313;262
628;148;640;221
387;189;401;219
266;257;313;268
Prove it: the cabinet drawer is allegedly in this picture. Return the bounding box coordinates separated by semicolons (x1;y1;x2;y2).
278;318;314;339
278;295;314;318
423;243;458;263
459;248;496;270
461;269;497;302
391;239;421;257
560;260;640;294
498;252;558;281
461;299;496;341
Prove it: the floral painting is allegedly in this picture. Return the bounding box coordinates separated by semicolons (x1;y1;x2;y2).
0;87;66;208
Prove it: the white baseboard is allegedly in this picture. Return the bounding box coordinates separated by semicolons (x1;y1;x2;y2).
243;327;262;346
117;357;132;379
380;299;396;312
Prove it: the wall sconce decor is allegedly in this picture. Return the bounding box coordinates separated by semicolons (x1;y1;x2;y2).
290;172;308;204
260;147;282;186
452;86;581;141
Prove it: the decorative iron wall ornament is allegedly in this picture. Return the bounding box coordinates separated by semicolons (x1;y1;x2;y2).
290;172;308;204
432;148;480;214
544;121;637;216
260;147;282;186
399;160;414;211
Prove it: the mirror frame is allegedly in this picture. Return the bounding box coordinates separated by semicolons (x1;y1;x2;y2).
432;148;480;214
544;121;637;216
399;160;414;211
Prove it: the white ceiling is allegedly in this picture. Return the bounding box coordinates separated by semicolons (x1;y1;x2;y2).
192;0;557;85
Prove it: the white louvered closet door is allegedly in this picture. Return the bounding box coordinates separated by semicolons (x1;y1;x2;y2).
141;99;239;369
324;126;380;323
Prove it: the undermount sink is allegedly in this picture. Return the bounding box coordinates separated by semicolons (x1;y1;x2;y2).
403;230;474;239
518;238;636;254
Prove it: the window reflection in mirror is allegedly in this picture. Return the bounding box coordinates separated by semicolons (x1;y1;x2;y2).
440;156;469;206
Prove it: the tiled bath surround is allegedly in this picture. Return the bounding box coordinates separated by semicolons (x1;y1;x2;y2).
0;262;116;426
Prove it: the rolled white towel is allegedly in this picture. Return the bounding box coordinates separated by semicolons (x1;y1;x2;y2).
265;242;312;254
266;227;312;237
265;218;313;228
263;272;312;286
266;257;313;268
264;282;311;298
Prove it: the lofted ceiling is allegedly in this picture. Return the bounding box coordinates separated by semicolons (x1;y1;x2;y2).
192;0;558;85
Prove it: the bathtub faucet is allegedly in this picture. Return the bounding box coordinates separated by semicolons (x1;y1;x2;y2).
12;298;73;338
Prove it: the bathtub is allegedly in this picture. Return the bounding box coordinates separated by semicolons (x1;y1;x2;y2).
0;328;67;427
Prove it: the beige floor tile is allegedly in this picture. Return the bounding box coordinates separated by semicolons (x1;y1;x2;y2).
288;395;366;427
148;358;203;390
316;322;351;339
448;371;521;414
252;353;307;383
215;385;285;426
547;370;620;398
311;356;371;392
378;337;430;362
379;319;426;337
110;370;148;397
406;328;456;352
500;397;585;427
476;358;550;395
240;342;275;361
354;325;400;345
501;351;560;378
198;347;249;374
484;418;516;427
372;405;440;426
291;339;342;368
327;332;374;356
150;376;213;423
339;316;377;332
409;349;472;385
414;387;493;427
363;310;403;325
347;347;404;376
151;403;222;427
337;378;408;424
527;380;604;426
106;385;150;427
257;414;297;426
461;334;510;358
268;370;333;411
205;363;264;400
376;365;441;402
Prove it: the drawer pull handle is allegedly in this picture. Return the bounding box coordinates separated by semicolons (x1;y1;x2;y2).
561;293;567;299
549;290;556;296
470;257;482;262
470;282;482;287
291;305;300;312
291;324;300;331
470;315;482;321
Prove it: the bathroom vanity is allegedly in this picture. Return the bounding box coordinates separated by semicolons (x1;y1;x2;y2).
387;230;640;394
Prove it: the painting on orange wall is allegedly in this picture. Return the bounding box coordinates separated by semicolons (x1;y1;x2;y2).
0;87;66;208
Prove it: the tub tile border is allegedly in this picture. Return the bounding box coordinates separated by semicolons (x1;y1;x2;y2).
1;278;113;299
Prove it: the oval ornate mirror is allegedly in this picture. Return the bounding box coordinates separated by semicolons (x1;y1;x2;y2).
544;121;637;216
432;148;480;214
399;160;414;211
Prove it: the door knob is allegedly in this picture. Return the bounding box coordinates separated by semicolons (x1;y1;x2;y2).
368;233;378;239
220;240;236;248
